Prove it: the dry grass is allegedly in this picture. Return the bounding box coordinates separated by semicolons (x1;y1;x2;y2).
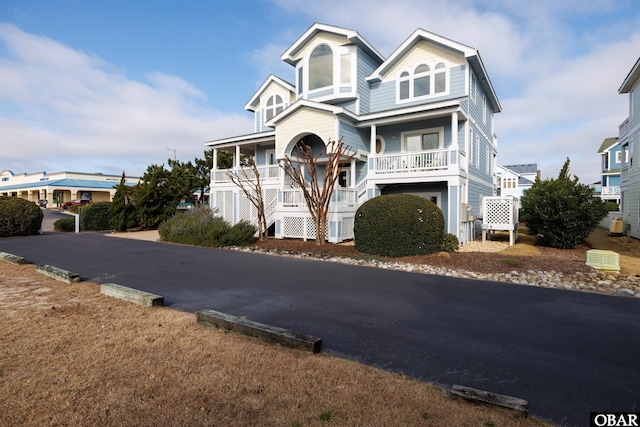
0;262;551;427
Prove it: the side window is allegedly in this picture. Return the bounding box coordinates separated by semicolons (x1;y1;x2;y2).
265;149;276;166
413;65;430;97
470;72;477;103
399;71;410;100
434;63;446;93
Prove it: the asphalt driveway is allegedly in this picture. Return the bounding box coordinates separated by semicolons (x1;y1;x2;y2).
1;231;639;426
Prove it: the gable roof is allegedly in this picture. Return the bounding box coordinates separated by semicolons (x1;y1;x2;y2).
597;137;619;154
244;75;295;112
267;98;358;127
503;164;537;175
366;28;501;113
281;23;384;66
619;57;640;94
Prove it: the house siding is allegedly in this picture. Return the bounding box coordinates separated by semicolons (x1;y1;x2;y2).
338;121;369;153
357;52;379;115
276;109;336;156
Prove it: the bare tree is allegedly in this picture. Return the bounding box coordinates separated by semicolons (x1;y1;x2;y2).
281;138;354;245
226;158;268;241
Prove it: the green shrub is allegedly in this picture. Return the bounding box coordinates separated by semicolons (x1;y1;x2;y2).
0;197;43;237
354;194;444;257
520;158;608;249
604;201;620;212
54;217;75;232
441;233;460;252
80;202;112;231
158;206;257;247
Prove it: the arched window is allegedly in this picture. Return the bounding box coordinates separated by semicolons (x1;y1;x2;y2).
413;64;430;97
265;94;285;122
399;71;410;100
309;44;333;90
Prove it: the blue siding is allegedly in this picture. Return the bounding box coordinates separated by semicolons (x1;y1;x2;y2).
375;117;453;154
368;64;466;114
468;180;493;218
357;52;379;114
339;122;369;152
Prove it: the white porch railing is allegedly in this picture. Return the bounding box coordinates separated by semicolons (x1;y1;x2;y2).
372;149;449;174
280;188;357;208
602;186;621;196
213;165;280;182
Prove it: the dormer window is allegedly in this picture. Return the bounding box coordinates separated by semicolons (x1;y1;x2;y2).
309;44;333;90
398;62;448;102
265;94;285;121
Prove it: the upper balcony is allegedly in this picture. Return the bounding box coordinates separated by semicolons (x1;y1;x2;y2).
212;165;281;184
368;148;465;181
619;118;630;139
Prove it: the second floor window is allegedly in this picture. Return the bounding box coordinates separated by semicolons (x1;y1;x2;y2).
309;44;333;91
265;94;285;122
399;62;447;101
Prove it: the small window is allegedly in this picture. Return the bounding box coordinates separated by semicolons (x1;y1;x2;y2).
482;95;487;124
309;44;333;90
375;137;385;154
340;54;351;84
470;72;477;102
434;63;446;93
399;71;410;100
297;67;303;95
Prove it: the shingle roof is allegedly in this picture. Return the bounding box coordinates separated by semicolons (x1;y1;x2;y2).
597;137;619;153
503;164;537;174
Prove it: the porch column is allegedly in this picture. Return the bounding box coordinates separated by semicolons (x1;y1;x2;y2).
350;158;356;189
212;148;218;183
451;112;458;149
235;145;241;169
369;124;377;153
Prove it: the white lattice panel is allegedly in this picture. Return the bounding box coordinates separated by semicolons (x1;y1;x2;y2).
305;219;317;239
342;217;354;240
238;194;252;222
283;217;305;238
224;191;233;223
483;197;515;228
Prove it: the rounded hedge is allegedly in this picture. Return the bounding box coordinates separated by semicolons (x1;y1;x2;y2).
0;196;44;237
354;194;445;257
79;202;112;231
54;217;75;232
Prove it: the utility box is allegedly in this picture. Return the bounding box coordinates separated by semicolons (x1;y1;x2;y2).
482;196;519;245
610;218;624;235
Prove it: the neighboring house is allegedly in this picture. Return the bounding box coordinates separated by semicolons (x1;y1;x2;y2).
0;170;138;207
206;23;501;243
619;57;640;239
596;137;623;204
495;164;537;199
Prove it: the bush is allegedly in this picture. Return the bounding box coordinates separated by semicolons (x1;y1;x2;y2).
354;194;444;257
0;197;43;237
80;202;112;231
158;206;257;247
604;201;620;212
440;233;459;252
520;158;608;249
54;217;75;232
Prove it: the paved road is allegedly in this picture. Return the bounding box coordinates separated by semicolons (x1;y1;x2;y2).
1;230;639;426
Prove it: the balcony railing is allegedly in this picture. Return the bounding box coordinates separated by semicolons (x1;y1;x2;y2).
619;118;630;138
213;165;280;182
601;186;621;196
372;149;450;174
280;188;356;208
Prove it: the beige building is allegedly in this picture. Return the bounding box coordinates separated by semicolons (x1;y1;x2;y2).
0;170;139;207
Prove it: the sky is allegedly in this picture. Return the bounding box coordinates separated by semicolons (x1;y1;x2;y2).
1;0;639;184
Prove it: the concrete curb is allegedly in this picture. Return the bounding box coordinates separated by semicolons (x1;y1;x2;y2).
36;264;80;283
100;283;164;307
197;309;322;353
0;252;27;265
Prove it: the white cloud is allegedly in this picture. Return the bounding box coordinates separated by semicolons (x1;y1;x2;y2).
265;0;640;182
0;23;254;176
